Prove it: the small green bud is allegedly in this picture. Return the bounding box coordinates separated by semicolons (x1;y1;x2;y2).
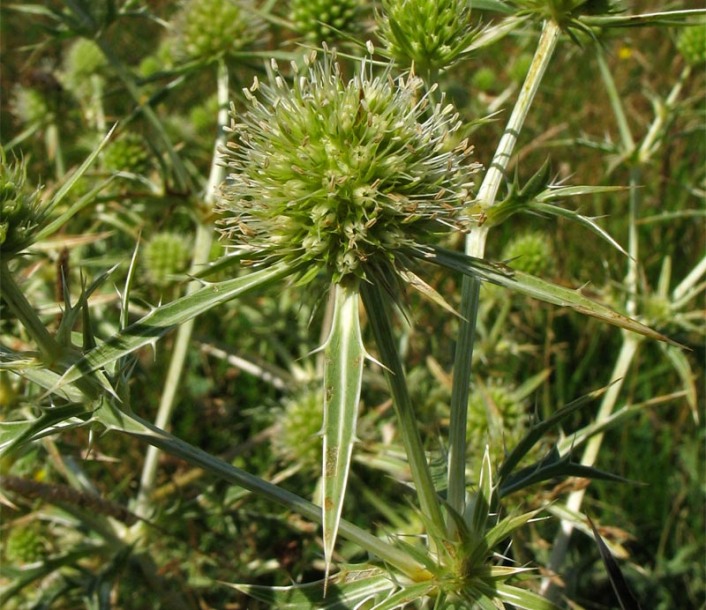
290;0;362;43
0;155;46;257
3;523;46;564
509;53;533;84
472;67;497;93
102;133;151;176
677;23;706;67
172;0;264;61
10;86;53;128
272;388;324;473
501;231;554;276
467;379;528;464
61;38;107;99
142;232;192;288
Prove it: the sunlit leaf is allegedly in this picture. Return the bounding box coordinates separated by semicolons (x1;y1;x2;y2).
321;282;365;582
424;247;673;344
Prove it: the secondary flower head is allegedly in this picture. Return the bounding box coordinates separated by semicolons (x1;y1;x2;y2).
218;49;476;286
377;0;477;76
0;155;46;258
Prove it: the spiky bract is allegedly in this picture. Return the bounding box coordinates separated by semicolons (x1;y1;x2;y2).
218;51;476;286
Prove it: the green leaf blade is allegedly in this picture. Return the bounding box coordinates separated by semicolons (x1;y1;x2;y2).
57;263;293;388
322;282;366;582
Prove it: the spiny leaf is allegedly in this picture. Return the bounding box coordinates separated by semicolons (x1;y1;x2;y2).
528;198;629;257
500;446;634;497
55;262;294;389
224;565;396;609
425;247;674;344
498;384;610;482
587;515;642;610
321;281;365;584
495;582;564;610
0;404;93;456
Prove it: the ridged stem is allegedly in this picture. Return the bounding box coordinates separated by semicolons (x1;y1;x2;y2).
446;19;562;523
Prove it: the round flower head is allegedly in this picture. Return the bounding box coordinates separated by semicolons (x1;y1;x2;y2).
677;23;706;67
290;0;362;43
377;0;477;76
0;156;46;257
172;0;264;61
218;50;476;286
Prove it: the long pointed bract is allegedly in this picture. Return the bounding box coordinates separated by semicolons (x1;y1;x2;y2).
321;281;365;585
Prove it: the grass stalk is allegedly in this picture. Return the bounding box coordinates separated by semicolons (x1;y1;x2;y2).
446;19;562;522
360;282;447;539
133;60;230;523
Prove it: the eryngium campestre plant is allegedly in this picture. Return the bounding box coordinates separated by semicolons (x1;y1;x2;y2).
218;50;476;287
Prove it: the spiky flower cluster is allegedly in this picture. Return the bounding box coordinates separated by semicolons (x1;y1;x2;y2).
219;51;476;285
501;231;554;276
677;23;706;66
272;388;324;472
103;133;151;175
0;157;46;257
377;0;476;75
61;38;107;99
290;0;362;43
172;0;263;61
143;232;192;288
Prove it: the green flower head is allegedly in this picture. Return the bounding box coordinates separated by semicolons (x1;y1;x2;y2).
218;50;477;286
377;0;477;75
0;155;46;258
172;0;264;61
290;0;362;43
677;23;706;67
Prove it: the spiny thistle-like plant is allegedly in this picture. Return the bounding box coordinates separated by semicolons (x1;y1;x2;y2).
376;0;478;76
172;0;264;61
218;50;476;287
9;86;53;129
272;387;324;473
102;133;151;176
290;0;362;43
218;47;478;576
61;38;107;99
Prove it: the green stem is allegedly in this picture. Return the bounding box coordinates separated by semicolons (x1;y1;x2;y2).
447;19;562;521
0;263;61;363
360;282;447;539
133;60;230;522
596;47;635;153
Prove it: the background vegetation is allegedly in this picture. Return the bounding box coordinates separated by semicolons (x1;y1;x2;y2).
0;1;703;609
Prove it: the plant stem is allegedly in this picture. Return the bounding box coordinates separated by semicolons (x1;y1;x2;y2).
0;263;62;363
446;19;562;522
133;60;230;523
360;282;447;539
